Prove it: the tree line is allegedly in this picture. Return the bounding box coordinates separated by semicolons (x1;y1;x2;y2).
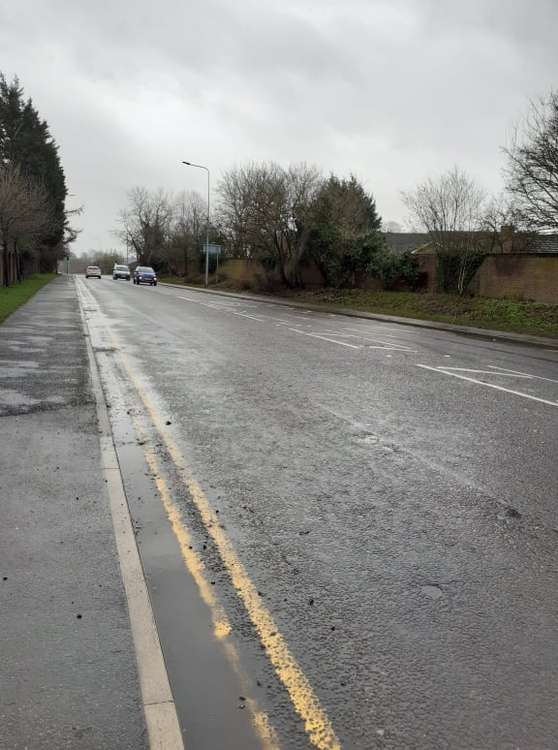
403;89;558;293
116;87;558;295
0;74;75;286
117;166;420;290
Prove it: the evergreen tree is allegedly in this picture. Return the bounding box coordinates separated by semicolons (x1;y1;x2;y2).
0;74;67;272
308;174;384;287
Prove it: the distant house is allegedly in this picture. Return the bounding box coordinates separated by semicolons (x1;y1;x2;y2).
384;228;558;256
521;233;558;254
383;232;430;255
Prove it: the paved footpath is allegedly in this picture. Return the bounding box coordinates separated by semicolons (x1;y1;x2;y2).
0;277;148;750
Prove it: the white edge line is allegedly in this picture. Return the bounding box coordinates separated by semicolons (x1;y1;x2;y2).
288;327;362;349
76;279;185;750
488;364;558;384
417;363;558;408
439;367;533;378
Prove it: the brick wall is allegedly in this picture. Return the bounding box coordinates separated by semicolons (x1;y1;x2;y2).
417;254;437;291
473;254;558;304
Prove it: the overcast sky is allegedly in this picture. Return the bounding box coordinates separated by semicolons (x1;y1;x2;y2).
2;0;557;253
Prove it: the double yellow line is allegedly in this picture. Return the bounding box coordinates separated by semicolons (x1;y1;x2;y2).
113;343;341;750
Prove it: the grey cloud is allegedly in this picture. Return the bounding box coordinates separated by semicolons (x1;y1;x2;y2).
1;0;557;251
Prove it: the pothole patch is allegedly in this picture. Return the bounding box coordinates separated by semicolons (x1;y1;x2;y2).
420;584;443;601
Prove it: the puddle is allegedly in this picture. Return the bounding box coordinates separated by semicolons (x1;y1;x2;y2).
0;388;40;408
0;359;39;368
46;395;66;404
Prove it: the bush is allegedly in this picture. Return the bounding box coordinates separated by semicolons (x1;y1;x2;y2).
368;249;420;290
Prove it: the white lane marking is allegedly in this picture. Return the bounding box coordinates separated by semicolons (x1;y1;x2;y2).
324;333;416;351
179;296;196;301
340;327;413;346
341;325;407;336
365;345;416;351
288;328;362;349
440;367;533;378
315;330;416;352
232;312;265;322
417;364;558;407
487;364;558;384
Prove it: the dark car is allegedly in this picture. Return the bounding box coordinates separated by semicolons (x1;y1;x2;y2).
133;266;157;286
113;263;131;280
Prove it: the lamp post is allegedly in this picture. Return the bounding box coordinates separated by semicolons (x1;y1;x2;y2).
181;160;210;287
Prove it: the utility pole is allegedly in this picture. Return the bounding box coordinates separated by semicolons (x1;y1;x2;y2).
181;161;210;287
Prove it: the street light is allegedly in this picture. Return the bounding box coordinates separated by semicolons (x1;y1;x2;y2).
181;160;210;287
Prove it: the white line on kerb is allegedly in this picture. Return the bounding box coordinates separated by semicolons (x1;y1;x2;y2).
417;364;558;407
288;327;362;349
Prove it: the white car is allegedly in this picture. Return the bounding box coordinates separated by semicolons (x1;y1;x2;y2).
113;264;131;281
85;265;102;279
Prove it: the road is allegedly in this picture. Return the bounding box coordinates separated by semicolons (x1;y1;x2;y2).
77;276;558;750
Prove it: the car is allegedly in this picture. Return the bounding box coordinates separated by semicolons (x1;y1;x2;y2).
113;263;131;281
133;266;158;286
85;265;102;279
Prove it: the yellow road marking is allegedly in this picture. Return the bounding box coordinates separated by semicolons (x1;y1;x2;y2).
78;280;283;748
131;418;279;750
143;444;232;641
114;349;342;750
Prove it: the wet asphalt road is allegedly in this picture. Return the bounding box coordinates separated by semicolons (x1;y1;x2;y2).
81;276;558;749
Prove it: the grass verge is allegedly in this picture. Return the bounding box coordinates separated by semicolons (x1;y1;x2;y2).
0;274;56;325
159;277;558;338
284;288;558;338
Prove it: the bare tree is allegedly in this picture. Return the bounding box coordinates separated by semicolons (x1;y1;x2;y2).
170;190;206;277
480;193;535;253
382;220;403;233
402;167;487;294
217;162;321;287
0;163;53;285
216;164;259;259
117;187;173;266
504;91;558;232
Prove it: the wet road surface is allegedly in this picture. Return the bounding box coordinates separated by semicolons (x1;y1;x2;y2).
78;276;558;749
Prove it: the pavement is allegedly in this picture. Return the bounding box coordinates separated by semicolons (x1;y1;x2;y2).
3;274;558;749
77;275;558;749
0;277;148;750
